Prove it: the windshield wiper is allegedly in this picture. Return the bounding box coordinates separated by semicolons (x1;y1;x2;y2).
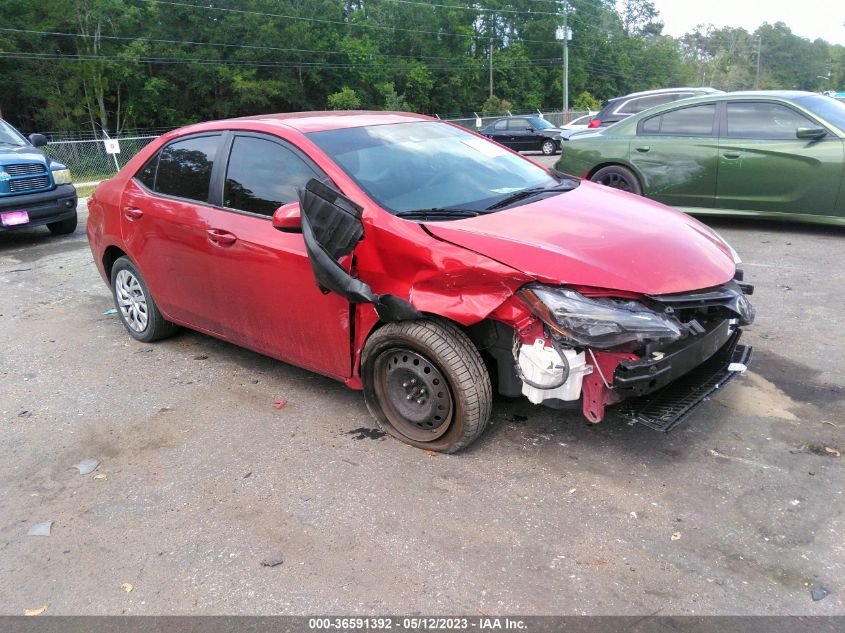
485;181;578;211
395;207;483;221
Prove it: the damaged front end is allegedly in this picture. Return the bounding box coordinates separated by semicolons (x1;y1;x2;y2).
510;280;754;431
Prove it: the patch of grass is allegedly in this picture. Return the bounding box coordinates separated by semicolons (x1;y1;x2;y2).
75;184;98;198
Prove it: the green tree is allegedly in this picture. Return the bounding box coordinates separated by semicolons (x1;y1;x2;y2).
327;87;362;110
482;94;512;115
572;91;601;111
378;82;410;111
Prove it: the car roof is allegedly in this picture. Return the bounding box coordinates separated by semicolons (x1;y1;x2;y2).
607;87;721;103
642;90;818;106
488;115;541;122
170;111;434;136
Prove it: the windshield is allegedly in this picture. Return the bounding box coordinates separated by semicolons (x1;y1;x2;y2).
795;95;845;131
0;120;28;147
308;121;567;214
528;117;555;129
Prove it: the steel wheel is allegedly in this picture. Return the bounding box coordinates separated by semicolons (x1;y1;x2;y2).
361;319;492;453
115;269;149;333
541;139;556;156
373;349;454;442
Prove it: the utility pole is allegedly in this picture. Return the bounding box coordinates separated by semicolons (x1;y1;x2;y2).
557;18;571;121
489;40;494;99
564;33;569;114
755;36;762;89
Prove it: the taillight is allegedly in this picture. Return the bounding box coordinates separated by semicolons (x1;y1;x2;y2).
587;119;601;129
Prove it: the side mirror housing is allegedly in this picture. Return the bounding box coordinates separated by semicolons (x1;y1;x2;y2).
29;133;48;148
271;201;302;233
796;127;826;140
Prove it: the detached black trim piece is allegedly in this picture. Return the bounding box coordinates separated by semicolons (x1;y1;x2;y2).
618;331;752;432
298;179;422;323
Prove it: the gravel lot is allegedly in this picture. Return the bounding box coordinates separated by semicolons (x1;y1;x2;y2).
1;156;843;615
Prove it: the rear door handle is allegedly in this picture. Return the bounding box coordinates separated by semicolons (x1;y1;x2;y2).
206;229;237;247
123;207;143;220
723;152;741;159
635;145;650;153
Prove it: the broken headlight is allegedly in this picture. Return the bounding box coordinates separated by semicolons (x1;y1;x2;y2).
518;285;682;349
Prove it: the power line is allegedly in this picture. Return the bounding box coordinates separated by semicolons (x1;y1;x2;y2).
0;49;677;84
381;0;562;17
149;0;569;46
0;27;463;62
0;51;561;71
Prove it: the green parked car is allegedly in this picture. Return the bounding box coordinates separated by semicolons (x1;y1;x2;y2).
556;91;845;225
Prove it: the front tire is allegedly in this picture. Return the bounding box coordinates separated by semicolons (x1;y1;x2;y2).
361;319;492;453
590;165;642;195
110;256;178;343
541;139;557;156
47;213;77;235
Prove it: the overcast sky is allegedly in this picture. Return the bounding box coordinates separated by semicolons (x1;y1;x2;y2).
647;0;845;45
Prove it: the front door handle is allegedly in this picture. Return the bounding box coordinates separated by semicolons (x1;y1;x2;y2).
723;152;741;159
635;145;650;153
207;229;237;247
123;207;143;220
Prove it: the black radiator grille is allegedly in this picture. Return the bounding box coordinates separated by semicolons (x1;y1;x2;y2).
9;175;51;192
4;163;47;176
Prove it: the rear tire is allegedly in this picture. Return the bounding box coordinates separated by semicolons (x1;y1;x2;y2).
110;256;178;343
361;319;492;453
590;165;642;195
47;213;77;235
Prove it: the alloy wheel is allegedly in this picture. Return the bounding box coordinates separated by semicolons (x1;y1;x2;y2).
115;269;149;333
597;171;633;191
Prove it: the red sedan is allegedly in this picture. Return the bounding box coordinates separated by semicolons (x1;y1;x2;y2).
87;111;754;452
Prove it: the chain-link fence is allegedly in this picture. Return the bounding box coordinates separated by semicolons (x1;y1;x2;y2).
44;109;587;188
44;136;160;185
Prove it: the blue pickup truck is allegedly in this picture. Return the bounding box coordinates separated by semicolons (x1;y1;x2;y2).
0;118;77;235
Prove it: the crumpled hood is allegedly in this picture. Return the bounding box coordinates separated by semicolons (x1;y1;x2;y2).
424;181;736;295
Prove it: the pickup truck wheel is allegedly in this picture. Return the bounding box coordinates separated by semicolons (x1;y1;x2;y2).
47;213;78;235
590;165;642;195
110;256;178;342
362;319;492;453
541;139;557;156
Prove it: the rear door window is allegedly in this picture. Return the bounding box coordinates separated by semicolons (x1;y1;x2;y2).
135;154;159;190
639;104;716;136
725;102;815;139
618;93;692;115
223;135;322;216
154;135;221;202
493;119;508;131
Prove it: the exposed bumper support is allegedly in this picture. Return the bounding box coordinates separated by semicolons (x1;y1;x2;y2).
613;319;735;397
618;331;752;432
